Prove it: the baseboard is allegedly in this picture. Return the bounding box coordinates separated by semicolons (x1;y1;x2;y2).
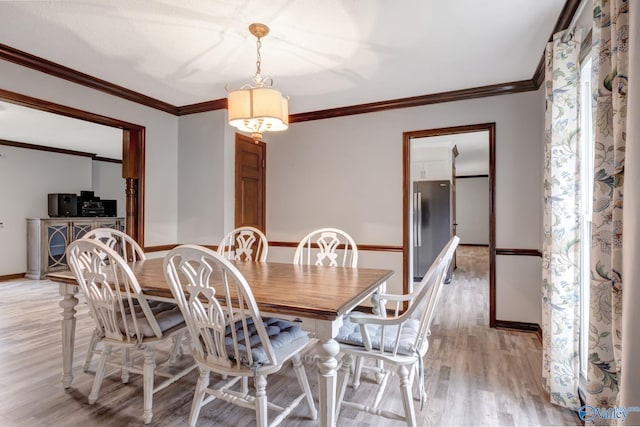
494;319;542;341
0;273;26;282
459;243;489;247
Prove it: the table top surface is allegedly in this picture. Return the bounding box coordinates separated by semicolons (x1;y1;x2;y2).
48;258;394;321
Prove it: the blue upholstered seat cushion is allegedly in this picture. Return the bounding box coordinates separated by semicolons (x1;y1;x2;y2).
336;313;420;356
119;300;185;338
225;317;306;367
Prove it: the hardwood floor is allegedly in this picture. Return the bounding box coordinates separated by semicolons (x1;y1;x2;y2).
0;248;579;426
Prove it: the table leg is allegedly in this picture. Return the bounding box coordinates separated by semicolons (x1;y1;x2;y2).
371;280;387;316
59;283;78;388
316;337;340;427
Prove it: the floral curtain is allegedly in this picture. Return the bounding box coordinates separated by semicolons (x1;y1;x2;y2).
542;29;582;411
586;0;628;415
619;2;639;424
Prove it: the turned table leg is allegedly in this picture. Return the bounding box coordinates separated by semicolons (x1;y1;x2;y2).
315;328;341;427
59;283;79;388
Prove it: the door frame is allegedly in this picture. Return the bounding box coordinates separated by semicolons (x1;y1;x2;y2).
0;88;146;245
402;123;496;326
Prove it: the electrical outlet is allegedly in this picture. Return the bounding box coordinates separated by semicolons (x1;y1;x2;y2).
0;222;4;228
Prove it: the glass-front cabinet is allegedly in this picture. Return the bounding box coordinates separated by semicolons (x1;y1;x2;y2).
26;217;124;279
47;223;69;269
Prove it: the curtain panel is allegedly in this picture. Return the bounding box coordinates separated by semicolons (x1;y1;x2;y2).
586;0;629;418
619;2;640;425
542;29;582;411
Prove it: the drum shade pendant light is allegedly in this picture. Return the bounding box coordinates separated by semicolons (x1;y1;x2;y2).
227;23;289;143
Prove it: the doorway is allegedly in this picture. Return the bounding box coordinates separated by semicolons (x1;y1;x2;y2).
0;88;146;244
403;123;497;326
234;133;266;232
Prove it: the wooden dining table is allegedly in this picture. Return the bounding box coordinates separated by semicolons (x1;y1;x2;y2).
47;257;394;427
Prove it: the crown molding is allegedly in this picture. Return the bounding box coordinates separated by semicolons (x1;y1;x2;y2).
176;98;227;115
0;88;144;130
532;56;546;89
1;138;121;163
289;80;536;123
0;43;178;115
93;156;122;164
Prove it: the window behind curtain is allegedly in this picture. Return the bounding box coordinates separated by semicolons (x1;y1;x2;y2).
579;56;594;382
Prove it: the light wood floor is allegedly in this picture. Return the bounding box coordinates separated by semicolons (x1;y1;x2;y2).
0;248;579;426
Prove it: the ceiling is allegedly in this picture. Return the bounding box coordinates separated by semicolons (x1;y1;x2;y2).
0;100;122;159
0;1;567;157
0;0;565;113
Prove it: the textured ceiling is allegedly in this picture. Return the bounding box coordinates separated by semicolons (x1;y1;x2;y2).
0;1;566;158
0;0;565;114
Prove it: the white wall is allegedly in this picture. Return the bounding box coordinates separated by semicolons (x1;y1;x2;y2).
177;110;227;244
91;160;126;218
0;58;179;250
496;255;542;323
0;56;544;325
0;145;92;275
456;176;490;245
266;89;544;323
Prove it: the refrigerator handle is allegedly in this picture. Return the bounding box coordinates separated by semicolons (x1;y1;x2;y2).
413;192;418;247
417;192;422;247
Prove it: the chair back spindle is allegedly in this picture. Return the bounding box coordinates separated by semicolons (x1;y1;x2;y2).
83;228;145;262
217;226;268;262
293;227;358;267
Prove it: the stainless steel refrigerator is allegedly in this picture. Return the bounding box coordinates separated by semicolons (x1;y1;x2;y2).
413;180;452;282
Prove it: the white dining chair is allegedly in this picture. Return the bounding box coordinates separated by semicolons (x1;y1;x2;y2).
350;235;459;389
66;239;195;425
293;227;365;370
334;236;459;426
83;227;145;262
164;245;317;427
81;227;171;372
217;226;268;262
293;227;358;267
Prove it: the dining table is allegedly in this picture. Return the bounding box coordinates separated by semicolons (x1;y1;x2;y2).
47;257;394;427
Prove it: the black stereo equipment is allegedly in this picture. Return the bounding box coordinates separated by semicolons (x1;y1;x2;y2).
48;193;78;217
80;190;95;202
80;201;105;217
101;200;117;217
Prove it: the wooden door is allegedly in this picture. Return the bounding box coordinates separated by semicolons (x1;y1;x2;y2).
235;134;266;231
